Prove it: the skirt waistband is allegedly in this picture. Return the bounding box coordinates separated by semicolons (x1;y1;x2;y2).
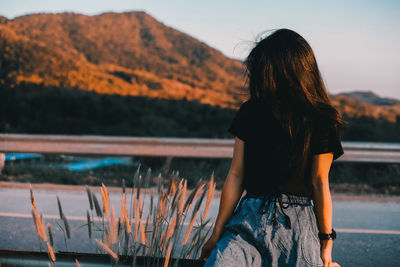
243;192;313;206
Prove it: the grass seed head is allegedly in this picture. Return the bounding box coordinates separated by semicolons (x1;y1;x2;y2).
165;215;177;243
92;193;103;217
29;184;36;209
62;215;71;239
47;223;54;247
183;181;206;213
32;208;47;242
87;211;92;239
47;242;56;262
56;196;64;220
178;180;187;215
182;209;198;245
105;228;111;247
86;186;93;211
163;242;173;267
95;239;118;259
202;178;216;221
124;210;131;233
111;207;116;244
101;183;109;219
139;215;146;245
192;185;207;221
136;175;142;200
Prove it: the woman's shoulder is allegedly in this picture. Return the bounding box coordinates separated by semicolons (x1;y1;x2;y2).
235;98;258;116
239;98;254;108
241;97;272;112
310;113;341;131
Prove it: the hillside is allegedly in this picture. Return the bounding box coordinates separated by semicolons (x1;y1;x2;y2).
339;91;400;106
1;11;400;122
330;92;400;123
0;11;248;108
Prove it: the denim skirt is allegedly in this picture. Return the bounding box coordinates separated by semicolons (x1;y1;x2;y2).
203;193;324;267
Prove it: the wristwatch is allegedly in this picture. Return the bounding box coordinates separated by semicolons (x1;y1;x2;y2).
318;229;336;240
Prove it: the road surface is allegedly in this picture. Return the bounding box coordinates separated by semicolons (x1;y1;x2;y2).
0;186;399;266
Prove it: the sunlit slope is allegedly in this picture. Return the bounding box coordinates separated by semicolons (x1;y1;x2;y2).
1;12;400;121
0;11;248;108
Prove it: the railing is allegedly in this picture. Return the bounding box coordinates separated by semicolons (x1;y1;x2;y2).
1;133;400;173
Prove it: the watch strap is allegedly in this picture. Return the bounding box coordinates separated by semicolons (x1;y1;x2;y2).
318;228;336;240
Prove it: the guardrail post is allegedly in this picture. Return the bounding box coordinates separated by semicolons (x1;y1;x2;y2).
0;153;5;175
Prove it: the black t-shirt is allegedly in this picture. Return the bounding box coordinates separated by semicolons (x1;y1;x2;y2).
228;98;344;197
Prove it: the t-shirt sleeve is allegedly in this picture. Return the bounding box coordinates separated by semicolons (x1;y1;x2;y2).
310;120;344;161
228;101;250;141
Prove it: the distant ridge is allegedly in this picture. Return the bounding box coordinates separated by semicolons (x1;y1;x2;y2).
338;91;400;106
0;16;8;24
331;91;400;122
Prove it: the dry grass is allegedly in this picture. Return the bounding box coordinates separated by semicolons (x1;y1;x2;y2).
29;184;36;209
96;239;118;259
87;211;92;239
86;186;93;211
30;186;57;265
47;223;54;247
29;166;216;266
47;242;56;262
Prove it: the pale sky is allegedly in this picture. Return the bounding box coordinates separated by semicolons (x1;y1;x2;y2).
1;0;399;99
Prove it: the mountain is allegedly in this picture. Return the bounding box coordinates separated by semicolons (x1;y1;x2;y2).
0;16;7;24
330;92;400;123
1;11;400;122
0;11;248;108
338;91;400;106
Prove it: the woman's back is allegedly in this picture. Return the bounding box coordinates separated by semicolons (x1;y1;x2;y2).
228;98;344;197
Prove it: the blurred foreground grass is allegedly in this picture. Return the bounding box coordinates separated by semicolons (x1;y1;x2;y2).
29;166;216;266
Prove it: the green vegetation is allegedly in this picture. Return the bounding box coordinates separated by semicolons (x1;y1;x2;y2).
3;83;400;141
342;114;400;142
330;162;400;195
1;83;235;137
2;83;400;194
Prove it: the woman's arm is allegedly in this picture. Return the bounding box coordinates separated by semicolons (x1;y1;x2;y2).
311;152;340;267
212;137;245;238
199;137;245;260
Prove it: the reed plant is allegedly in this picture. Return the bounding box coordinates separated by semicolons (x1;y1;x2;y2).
30;166;216;267
30;185;57;265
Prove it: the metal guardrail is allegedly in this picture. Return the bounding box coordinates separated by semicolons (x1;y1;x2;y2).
1;133;400;168
0;133;233;158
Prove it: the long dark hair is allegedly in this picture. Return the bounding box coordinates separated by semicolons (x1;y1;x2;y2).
244;29;346;184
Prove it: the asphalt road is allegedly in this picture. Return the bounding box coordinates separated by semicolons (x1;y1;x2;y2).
0;187;399;266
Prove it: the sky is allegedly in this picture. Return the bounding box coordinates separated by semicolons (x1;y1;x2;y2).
1;0;399;99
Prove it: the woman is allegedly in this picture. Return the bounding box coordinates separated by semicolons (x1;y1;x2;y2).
199;29;344;267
